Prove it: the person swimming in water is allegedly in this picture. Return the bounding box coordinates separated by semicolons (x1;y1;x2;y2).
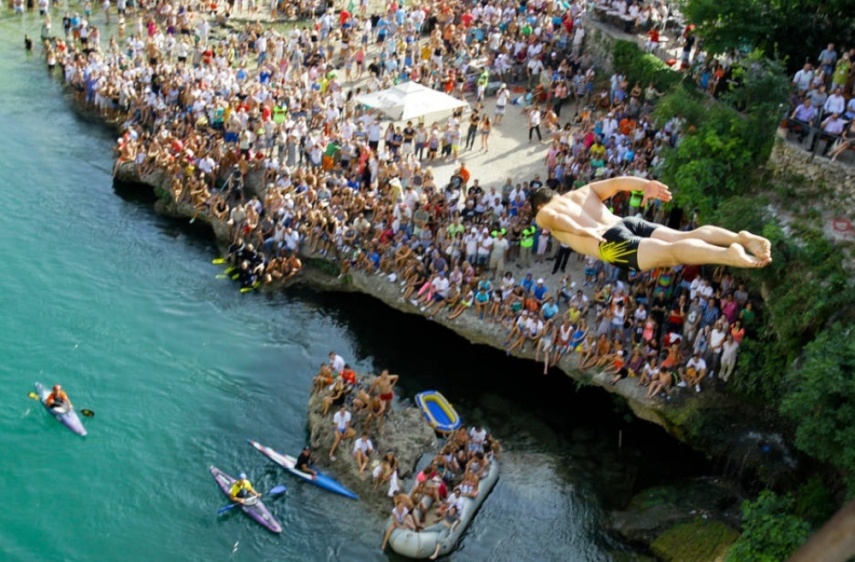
530;176;772;272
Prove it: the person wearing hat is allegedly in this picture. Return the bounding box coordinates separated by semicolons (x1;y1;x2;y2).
295;446;317;478
229;472;261;505
388;177;403;202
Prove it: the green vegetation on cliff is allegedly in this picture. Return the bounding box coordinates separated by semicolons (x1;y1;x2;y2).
725;491;810;562
651;519;739;562
613;37;855;555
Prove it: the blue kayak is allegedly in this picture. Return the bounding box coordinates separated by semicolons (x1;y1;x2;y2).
248;439;359;500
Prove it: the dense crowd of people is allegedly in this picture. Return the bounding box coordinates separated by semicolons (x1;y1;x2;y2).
32;0;760;398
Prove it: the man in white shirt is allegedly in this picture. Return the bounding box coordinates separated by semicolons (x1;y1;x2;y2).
476;232;493;267
352;431;374;473
329;404;356;461
792;63;814;94
823;87;846;117
708;321;727;377
329;351;346;374
684;350;708;392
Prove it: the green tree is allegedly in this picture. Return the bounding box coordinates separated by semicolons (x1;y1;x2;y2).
612;40;682;93
780;323;855;494
682;0;855;74
726;491;810;562
657;105;754;219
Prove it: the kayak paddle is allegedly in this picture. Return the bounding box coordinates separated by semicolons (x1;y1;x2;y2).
240;281;261;294
212;258;227;265
28;392;95;417
217;485;287;514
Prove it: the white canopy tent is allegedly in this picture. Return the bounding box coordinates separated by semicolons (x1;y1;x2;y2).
355;81;469;122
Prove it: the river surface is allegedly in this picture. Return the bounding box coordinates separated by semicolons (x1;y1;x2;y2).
1;13;707;561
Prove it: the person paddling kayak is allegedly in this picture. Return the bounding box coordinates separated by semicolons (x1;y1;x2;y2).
45;385;73;411
229;473;261;505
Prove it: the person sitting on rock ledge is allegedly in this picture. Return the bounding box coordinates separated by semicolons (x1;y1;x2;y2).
329;403;357;462
530;177;772;271
312;363;334;393
352;430;374;474
320;377;349;416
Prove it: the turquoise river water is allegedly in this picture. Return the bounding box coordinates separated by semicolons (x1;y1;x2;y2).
1;12;707;562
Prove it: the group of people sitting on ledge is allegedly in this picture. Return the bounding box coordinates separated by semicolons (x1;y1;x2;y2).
787;43;855;160
312;352;403;490
381;424;501;557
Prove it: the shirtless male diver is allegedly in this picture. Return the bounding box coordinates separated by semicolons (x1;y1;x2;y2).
530;176;772;272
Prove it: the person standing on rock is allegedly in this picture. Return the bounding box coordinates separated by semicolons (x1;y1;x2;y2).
369;369;399;416
329;350;346;375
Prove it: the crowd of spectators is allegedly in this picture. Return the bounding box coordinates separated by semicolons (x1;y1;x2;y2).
35;0;758;399
786;43;855;160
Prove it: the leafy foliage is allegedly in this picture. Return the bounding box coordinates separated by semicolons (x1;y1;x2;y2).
780;324;855;495
793;475;834;528
683;0;855;74
657;105;755;219
721;52;791;158
612;40;682;93
726;491;810;562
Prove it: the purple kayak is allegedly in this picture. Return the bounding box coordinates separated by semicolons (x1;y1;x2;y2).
35;382;86;436
209;466;282;534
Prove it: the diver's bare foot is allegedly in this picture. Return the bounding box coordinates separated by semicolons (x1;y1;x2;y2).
738;231;772;263
726;243;766;268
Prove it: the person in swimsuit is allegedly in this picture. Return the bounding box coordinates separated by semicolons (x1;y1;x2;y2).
370;369;399;416
530;177;772;271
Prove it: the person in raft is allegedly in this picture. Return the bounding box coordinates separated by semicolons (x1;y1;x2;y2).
529;177;772;271
229;473;261;505
45;385;72;411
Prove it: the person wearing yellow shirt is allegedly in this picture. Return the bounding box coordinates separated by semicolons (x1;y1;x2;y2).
229;473;261;505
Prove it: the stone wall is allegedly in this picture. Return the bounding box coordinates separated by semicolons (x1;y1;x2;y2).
582;18;618;75
769;131;855;212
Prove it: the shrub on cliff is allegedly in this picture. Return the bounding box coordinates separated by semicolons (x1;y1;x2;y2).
726;491;809;562
780;324;855;495
612;40;682;93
